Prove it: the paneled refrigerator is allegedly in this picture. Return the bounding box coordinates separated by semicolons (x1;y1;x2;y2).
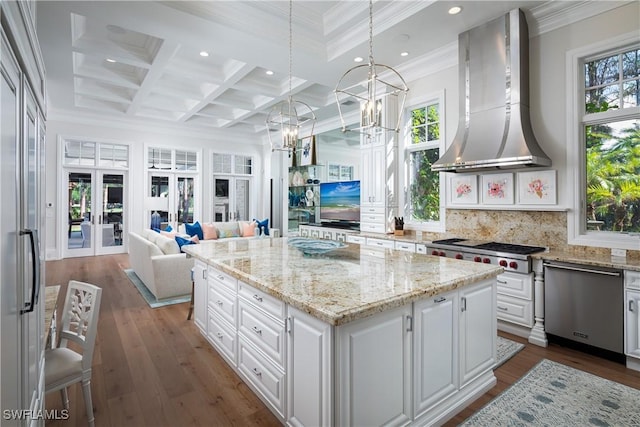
1;3;47;426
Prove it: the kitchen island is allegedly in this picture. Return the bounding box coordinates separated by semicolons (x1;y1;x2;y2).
183;238;502;426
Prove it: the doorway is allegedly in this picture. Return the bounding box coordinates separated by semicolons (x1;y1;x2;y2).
64;170;126;257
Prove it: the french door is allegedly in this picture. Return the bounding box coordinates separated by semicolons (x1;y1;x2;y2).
213;176;250;222
64;169;126;257
148;172;196;230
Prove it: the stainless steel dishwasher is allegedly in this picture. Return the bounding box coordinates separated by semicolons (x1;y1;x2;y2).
544;261;624;356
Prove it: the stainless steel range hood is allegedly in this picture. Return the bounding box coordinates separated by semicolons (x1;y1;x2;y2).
432;8;551;172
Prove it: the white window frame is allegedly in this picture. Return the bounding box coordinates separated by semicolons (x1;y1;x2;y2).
401;90;446;232
566;31;640;250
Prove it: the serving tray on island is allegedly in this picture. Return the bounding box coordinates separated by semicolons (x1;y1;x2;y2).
287;237;347;256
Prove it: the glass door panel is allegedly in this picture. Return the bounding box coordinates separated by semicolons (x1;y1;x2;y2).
66;171;94;257
177;176;194;224
100;173;124;248
234;178;250;221
213;177;230;221
149;174;170;229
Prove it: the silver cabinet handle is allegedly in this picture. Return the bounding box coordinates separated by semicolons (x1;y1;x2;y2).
217;275;225;281
253;294;263;302
497;305;509;311
406;315;413;332
252;326;262;335
497;279;507;285
434;297;446;304
216;300;223;306
252;368;262;378
461;297;467;312
216;332;224;340
630;300;635;312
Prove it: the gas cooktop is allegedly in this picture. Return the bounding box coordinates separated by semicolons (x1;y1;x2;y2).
431;238;546;255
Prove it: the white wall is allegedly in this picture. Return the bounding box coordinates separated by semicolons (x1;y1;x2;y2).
44;117;269;259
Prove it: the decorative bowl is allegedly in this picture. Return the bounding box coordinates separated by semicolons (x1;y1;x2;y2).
287;237;347;256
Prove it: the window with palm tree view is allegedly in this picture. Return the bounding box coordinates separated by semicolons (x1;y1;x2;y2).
583;46;639;234
406;100;441;224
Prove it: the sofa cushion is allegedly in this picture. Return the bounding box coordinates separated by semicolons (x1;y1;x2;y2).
184;221;204;240
155;233;181;255
255;218;270;236
240;221;256;237
201;223;218;240
175;235;199;252
215;222;241;238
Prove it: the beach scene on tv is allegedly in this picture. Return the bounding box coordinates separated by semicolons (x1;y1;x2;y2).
320;181;361;221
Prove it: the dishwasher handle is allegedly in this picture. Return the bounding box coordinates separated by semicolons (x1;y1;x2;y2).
543;262;621;277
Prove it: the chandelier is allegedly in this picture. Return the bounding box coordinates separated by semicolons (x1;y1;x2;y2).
334;0;408;138
266;0;316;153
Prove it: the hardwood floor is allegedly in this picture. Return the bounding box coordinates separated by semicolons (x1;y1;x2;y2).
45;254;640;426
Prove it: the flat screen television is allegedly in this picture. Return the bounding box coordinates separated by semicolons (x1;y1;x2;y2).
319;180;360;226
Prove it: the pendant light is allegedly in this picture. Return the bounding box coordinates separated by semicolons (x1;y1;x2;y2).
334;0;408;138
266;0;316;154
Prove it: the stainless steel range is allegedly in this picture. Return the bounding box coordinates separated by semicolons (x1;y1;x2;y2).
426;238;547;274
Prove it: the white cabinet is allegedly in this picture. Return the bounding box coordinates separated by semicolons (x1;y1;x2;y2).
207;266;238;366
496;271;534;329
395;241;416;253
361;144;386;208
336;304;413;427
365;237;395;249
193;260;207;333
625;271;640;366
413;291;458;417
286;306;333;427
237;280;286;418
459;280;497;386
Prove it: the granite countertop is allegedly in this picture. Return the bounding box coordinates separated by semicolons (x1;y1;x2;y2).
532;249;640;272
183;238;502;326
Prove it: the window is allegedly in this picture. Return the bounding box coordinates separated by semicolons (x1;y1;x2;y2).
568;37;640;249
64;139;128;168
404;94;445;230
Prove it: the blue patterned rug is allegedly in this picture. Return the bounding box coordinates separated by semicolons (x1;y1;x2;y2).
461;359;640;426
124;268;191;308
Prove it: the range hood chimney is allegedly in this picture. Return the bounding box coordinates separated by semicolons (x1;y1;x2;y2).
432;8;551;172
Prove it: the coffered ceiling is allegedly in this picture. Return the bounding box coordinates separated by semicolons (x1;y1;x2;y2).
36;1;629;143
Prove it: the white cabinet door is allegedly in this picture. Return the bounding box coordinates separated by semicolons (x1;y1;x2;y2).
625;290;640;358
286;306;333;427
414;291;458;417
459;279;496;386
337;305;412;427
193;261;207;333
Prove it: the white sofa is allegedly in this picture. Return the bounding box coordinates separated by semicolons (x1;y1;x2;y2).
128;228;194;300
128;223;280;300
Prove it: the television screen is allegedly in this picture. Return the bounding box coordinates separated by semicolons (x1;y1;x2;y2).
320;180;360;222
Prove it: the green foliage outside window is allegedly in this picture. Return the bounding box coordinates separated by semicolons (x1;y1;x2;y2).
409;105;440;221
584;47;639;233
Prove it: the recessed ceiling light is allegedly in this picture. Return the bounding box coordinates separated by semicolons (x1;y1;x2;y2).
354;56;364;63
199;51;209;57
448;6;462;15
106;58;116;63
400;51;409;57
265;70;274;76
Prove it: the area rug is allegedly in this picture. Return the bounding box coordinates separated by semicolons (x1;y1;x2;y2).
496;335;525;368
460;359;640;426
123;268;191;308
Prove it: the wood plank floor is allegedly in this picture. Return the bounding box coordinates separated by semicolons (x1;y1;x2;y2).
44;254;640;426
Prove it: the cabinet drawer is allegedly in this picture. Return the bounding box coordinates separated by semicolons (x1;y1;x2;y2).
207;310;237;366
361;213;385;223
238;300;285;368
496;272;533;300
208;284;236;326
346;235;366;245
366;238;394;249
496;294;533;327
360;222;386;234
394;241;416;252
361;206;385;215
238;282;285;320
208;267;237;294
238;338;285;418
416;244;427;254
626;271;640;290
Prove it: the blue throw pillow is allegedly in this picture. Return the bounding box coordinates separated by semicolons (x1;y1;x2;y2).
175;236;196;252
165;224;173;232
184;221;203;240
254;218;269;236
